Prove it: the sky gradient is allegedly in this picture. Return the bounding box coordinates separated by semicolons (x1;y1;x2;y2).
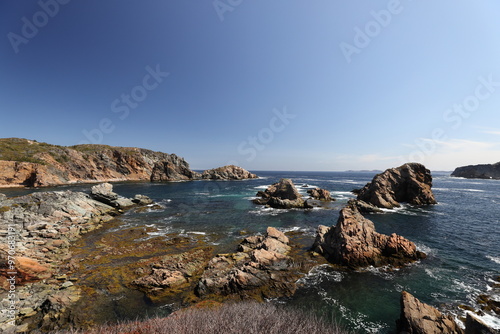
1;1;500;171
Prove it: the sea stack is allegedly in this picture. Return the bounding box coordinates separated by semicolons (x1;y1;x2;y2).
312;200;425;269
253;178;309;209
356;163;437;209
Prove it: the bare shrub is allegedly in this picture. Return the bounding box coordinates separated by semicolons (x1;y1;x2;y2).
48;301;349;334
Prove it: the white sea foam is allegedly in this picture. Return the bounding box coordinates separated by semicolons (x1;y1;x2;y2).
188;231;207;235
254;185;271;190
466;312;500;330
487;255;500;264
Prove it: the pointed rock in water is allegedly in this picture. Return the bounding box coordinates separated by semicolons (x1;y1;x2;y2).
356;163;437;209
312;201;425;268
397;291;465;334
201;165;258;180
253;178;309;209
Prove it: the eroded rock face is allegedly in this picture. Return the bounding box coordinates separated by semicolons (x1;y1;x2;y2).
196;227;298;299
356;163;437;209
0;138;198;187
201;165;258;180
312;201;425;268
90;183;136;209
397;291;464;334
253;179;309;209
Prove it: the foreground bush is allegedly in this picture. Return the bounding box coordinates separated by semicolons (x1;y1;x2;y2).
55;301;349;334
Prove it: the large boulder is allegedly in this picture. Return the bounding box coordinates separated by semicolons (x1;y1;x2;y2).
356;163;437;209
196;227;298;299
253;179;309;209
312;201;425;268
90;183;135;209
397;291;464;334
307;188;334;201
201;165;258;180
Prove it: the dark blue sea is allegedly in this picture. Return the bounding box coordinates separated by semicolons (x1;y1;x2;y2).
3;171;500;333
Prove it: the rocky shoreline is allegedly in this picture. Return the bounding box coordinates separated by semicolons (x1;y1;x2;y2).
451;162;500;180
1;162;498;333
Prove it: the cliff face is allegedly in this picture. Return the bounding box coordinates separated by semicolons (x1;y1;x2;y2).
0;138;197;187
451;162;500;180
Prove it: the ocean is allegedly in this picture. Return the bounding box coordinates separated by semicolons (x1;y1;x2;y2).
3;171;500;333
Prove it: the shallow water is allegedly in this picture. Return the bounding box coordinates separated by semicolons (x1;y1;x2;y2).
2;171;499;332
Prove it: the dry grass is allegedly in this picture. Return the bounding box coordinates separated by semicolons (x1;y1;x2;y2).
50;302;349;334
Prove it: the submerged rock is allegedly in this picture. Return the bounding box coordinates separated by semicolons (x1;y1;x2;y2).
253;179;310;209
397;291;465;334
196;227;299;299
201;165;258;180
312;201;425;269
356;163;437;209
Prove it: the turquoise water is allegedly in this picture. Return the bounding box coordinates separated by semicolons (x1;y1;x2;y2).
3;171;500;333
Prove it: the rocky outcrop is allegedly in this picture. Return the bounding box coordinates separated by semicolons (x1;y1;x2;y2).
90;183;135;209
312;201;425;268
465;314;498;334
356;163;437;209
0;138;198;187
451;162;500;180
397;291;465;334
133;248;213;295
201;165;258;180
307;188;334;201
196;227;299;299
253;179;310;209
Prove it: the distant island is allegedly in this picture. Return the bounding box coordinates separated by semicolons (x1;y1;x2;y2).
451;162;500;180
0;138;257;188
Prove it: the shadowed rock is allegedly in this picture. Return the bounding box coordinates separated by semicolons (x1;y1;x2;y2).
356;163;437;209
397;291;464;334
452;162;500;180
312;201;425;269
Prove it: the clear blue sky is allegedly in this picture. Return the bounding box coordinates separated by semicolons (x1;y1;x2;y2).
1;1;500;171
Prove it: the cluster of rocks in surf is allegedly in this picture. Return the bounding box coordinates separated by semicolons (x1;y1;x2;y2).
253;178;334;209
200;165;258;180
0;184;153;332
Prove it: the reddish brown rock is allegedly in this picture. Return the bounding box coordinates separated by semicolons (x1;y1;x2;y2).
397;291;464;334
312;202;425;268
356;163;437;209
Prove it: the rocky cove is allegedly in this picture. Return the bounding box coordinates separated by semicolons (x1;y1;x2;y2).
0;162;499;333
